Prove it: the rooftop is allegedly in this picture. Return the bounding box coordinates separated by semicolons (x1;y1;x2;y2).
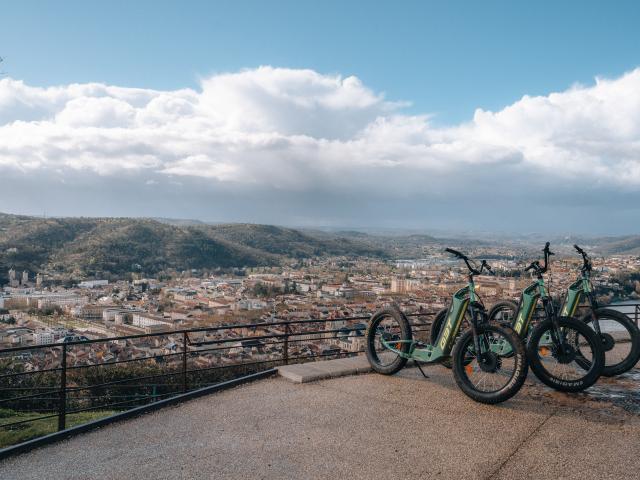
1;363;639;480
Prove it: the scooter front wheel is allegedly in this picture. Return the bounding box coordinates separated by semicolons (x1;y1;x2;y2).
452;324;528;404
527;317;604;392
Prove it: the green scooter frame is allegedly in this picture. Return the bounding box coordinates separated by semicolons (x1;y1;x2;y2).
381;276;512;362
380;284;472;363
513;279;547;337
560;278;591;319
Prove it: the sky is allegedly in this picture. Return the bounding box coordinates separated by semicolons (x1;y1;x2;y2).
1;1;640;234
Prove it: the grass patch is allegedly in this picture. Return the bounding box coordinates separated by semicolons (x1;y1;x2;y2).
0;408;117;449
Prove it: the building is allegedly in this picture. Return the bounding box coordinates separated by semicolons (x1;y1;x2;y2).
235;299;268;311
21;270;29;285
475;281;502;297
103;308;123;322
321;284;343;297
78;280;109;289
114;311;133;325
390;277;422;293
8;267;19;288
132;313;173;331
33;331;55;345
295;282;316;293
37;294;88;310
338;286;356;299
104;308;144;324
174;290;197;301
76;305;107;320
1;328;33;346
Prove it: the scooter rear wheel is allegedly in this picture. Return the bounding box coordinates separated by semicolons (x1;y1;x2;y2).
365;307;412;375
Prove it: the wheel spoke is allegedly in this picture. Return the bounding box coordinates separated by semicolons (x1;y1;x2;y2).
459;328;518;394
534;324;596;382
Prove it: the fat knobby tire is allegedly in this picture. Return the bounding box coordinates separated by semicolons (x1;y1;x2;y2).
527;316;604;392
452;324;528;404
365;306;412;375
581;308;640;377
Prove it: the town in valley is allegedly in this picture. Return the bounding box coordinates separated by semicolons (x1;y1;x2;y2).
2;244;638;373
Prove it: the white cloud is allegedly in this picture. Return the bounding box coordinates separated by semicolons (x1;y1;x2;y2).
0;65;639;221
56;96;136;127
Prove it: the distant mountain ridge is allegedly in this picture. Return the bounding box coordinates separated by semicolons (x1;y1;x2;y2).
1;212;637;281
0;213;386;279
539;235;640;256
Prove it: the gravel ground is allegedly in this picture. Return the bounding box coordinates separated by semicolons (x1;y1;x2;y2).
1;365;639;480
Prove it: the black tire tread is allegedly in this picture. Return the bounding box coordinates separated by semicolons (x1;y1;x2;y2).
581;308;640;377
452;324;528;404
487;300;519;326
365;306;412;375
527;316;604;392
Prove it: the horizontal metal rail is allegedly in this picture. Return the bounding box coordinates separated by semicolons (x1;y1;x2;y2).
0;366;63;380
0;315;376;353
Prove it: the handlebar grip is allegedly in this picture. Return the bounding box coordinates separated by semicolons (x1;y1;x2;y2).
445;247;465;259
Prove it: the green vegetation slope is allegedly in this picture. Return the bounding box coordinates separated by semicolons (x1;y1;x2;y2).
0;213;385;280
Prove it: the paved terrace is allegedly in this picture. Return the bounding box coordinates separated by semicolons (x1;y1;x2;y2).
1;363;639;480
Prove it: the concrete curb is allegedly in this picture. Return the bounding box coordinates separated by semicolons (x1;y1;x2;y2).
278;356;371;383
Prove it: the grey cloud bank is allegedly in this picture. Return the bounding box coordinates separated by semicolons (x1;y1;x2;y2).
1;66;639;233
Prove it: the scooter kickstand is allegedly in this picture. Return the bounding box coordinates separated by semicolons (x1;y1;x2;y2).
415;361;429;379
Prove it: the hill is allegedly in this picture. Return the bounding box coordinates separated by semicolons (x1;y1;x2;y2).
542;234;640;256
0;213;386;280
593;236;640;256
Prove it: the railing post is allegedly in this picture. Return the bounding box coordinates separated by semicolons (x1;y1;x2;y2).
283;321;290;365
182;332;188;393
636;305;639;327
58;343;67;431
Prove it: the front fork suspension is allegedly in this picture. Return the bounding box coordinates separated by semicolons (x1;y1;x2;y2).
545;297;566;349
587;294;602;335
470;305;486;360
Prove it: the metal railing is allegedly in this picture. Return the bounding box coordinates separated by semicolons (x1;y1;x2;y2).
607;302;640;326
1;300;638;450
0;310;434;447
535;301;640;326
